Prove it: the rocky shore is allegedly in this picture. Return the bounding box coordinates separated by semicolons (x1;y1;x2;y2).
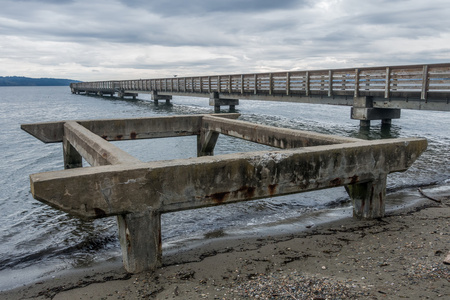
1;191;449;299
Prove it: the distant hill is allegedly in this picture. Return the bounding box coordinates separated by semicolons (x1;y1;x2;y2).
0;76;81;86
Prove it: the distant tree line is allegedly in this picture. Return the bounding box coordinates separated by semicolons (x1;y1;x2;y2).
0;76;80;86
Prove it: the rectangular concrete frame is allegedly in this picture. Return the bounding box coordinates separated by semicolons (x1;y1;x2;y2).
22;114;427;273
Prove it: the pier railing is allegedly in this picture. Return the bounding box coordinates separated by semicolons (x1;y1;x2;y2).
71;63;450;101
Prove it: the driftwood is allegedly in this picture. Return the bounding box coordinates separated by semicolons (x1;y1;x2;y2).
418;188;442;203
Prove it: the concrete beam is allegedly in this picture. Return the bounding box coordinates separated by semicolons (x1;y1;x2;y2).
351;107;401;121
21;114;241;143
64;121;142;167
30;138;427;219
202;115;360;148
351;96;401;123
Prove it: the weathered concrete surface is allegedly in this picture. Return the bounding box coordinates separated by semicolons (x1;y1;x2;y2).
64;121;142;167
63;136;82;169
21;114;240;143
30;138;427;219
202;115;360;148
351;107;401;121
23;114;428;273
117;208;161;272
346;175;387;219
351;96;401;123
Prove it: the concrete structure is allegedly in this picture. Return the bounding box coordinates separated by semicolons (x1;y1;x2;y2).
22;114;427;273
71;63;450;126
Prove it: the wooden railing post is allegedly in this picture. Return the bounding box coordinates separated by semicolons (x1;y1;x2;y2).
305;71;310;96
328;70;333;97
269;73;273;95
286;72;291;96
354;68;360;97
385;67;391;98
421;65;429;101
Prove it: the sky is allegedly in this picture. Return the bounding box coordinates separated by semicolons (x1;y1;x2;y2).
1;0;449;81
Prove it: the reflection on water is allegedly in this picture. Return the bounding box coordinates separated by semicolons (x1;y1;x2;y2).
353;123;402;140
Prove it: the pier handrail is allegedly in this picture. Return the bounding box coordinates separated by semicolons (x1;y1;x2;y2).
71;63;450;101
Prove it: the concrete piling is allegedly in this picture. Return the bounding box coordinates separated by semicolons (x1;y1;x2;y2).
117;208;162;273
22;114;427;273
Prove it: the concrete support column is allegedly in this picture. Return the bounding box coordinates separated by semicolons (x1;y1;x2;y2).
119;91;138;99
382;119;392;125
151;91;172;105
360;120;371;127
351;96;400;127
209;92;239;113
117;208;162;273
197;129;219;156
63;136;82;169
345;174;387;219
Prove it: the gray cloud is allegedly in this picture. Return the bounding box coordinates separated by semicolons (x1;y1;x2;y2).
0;0;449;80
119;0;304;16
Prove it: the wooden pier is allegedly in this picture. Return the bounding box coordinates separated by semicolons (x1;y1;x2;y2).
70;63;450;126
22;114;427;273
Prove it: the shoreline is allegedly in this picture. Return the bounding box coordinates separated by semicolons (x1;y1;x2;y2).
1;194;449;300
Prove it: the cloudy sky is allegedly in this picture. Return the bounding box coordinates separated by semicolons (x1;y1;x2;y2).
1;0;449;81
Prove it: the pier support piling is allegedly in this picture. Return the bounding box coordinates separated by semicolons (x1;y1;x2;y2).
117;208;162;273
209;92;239;113
118;91;138;99
151;91;172;105
22;114;428;274
346;175;387;219
351;96;400;127
197;129;219;156
63;136;82;169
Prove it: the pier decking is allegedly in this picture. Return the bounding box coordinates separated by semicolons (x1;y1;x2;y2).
70;63;450;126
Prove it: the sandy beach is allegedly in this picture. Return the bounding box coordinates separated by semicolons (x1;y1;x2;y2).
1;191;449;300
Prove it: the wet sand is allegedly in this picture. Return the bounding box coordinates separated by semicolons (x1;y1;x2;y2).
1;194;449;299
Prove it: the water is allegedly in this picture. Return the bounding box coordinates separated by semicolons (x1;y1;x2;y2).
0;86;449;290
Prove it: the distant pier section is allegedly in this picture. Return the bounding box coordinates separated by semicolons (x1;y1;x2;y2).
70;63;450;126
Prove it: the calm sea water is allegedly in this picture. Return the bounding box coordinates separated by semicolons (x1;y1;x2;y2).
0;86;449;290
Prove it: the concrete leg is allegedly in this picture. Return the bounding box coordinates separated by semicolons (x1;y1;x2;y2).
63;136;82;169
209;93;239;113
154;99;159;106
360;120;371;127
117;208;161;273
197;130;219;156
382;119;392;125
345;175;387;219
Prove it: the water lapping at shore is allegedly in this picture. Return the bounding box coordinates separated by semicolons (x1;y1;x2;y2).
0;86;448;291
